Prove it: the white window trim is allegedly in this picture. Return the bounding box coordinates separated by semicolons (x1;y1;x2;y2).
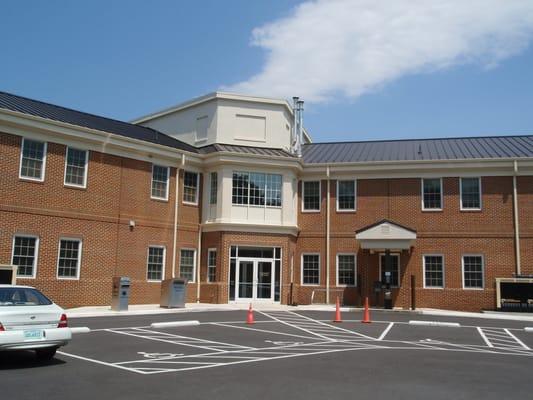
336;253;357;286
422;254;445;289
301;253;320;286
336;179;357;212
379;253;400;288
462;254;485;290
151;165;170;201
64;147;88;188
11;234;40;279
460;177;482;211
302;180;321;212
207;248;217;282
180;248;197;282
56;238;82;280
19;138;47;182
147;245;166;282
183;171;199;205
421;177;443;211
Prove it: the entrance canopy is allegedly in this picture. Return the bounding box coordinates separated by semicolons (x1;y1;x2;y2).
355;220;416;252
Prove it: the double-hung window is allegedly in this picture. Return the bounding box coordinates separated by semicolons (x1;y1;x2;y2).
463;255;484;289
337;180;356;211
302;254;320;285
183;171;199;204
180;249;196;282
210;173;218;205
422;178;442;210
207;249;217;282
460;177;481;210
57;239;82;279
147;246;165;281
423;255;444;288
12;235;39;278
20;139;46;181
302;181;320;211
337;254;356;286
65;147;88;187
151;165;169;200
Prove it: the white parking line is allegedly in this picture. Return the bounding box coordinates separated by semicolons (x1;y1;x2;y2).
378;322;394;341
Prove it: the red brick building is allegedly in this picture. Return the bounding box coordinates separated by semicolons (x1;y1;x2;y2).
1;91;532;311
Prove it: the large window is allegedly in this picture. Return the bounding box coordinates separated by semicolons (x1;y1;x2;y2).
337;254;356;286
20;139;46;181
460;177;481;210
302;254;320;285
380;254;400;287
180;249;196;282
151;165;169;200
232;172;282;207
12;235;39;278
147;246;165;281
337;180;356;211
302;181;320;211
183;171;199;204
57;239;81;279
65;147;88;187
422;178;442;210
463;255;484;289
207;249;217;282
423;255;444;288
210;172;218;205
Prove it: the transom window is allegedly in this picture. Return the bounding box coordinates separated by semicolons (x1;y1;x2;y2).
422;178;442;210
232;172;282;207
302;254;320;285
12;235;39;278
302;181;320;211
57;239;81;279
463;255;484;289
337;180;356;211
460;177;481;210
65;147;88;187
20;139;46;181
147;246;165;281
423;255;444;288
151;165;169;200
183;171;199;204
337;254;356;286
180;249;196;282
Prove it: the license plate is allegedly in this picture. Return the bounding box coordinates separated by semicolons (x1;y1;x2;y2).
24;329;43;340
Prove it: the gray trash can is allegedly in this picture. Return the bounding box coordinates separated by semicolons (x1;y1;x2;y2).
160;278;187;308
111;276;130;311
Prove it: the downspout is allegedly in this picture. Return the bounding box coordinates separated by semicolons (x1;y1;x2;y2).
512;160;521;275
172;154;186;278
197;225;202;303
326;165;331;304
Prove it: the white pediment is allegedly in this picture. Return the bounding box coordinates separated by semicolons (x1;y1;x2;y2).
356;220;416;250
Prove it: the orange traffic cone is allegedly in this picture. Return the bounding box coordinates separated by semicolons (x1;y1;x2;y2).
362;296;371;323
246;303;255;324
333;296;342;323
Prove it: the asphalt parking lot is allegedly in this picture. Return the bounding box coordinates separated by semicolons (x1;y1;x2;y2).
2;309;532;400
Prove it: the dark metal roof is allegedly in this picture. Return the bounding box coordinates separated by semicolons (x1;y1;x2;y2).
0;91;198;153
302;136;533;164
198;143;295;158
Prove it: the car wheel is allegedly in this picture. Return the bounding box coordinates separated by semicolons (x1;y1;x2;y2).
35;347;58;360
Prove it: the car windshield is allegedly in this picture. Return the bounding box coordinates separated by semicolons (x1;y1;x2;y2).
0;287;53;306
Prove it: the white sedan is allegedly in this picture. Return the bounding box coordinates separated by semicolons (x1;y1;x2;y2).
0;285;72;360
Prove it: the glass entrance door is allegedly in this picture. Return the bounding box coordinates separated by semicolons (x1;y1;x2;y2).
236;259;273;302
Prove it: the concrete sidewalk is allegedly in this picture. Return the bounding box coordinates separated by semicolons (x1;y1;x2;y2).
65;302;533;323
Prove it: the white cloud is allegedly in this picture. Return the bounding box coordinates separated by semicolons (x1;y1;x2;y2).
223;0;533;102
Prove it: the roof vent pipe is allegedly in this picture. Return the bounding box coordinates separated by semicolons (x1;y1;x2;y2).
296;100;304;158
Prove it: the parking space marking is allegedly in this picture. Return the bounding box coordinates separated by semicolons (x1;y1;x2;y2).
260;310;376;341
478;327;531;350
378;322;395;341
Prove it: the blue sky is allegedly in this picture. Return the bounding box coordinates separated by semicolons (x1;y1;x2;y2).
2;0;533;143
